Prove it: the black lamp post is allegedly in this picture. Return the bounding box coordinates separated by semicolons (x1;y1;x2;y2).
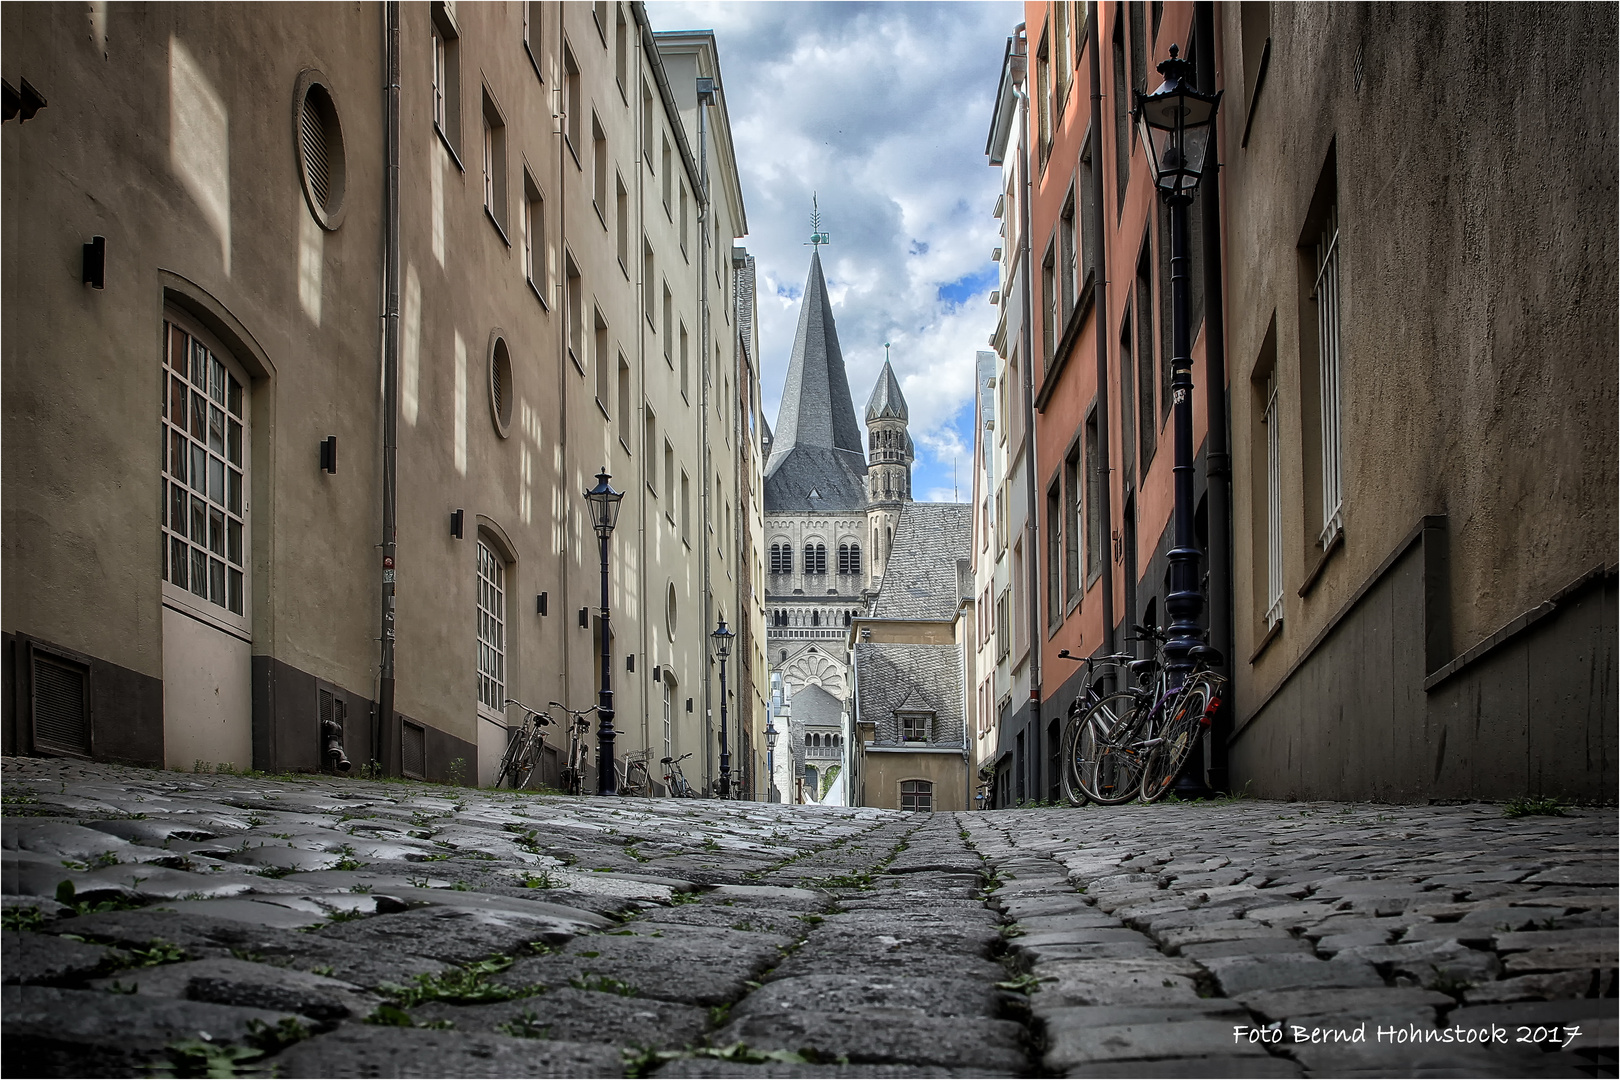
1135;44;1221;687
765;712;779;803
584;468;624;796
711;618;735;798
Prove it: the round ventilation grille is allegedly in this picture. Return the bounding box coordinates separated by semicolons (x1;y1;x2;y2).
488;333;514;437
295;72;346;230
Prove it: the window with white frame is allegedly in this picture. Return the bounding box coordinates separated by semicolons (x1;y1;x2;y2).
1314;198;1343;546
1264;368;1284;629
898;710;933;743
523;172;545;295
476;540;506;714
901;778;934;812
431;7;461;153
162;321;248;623
661;678;673;764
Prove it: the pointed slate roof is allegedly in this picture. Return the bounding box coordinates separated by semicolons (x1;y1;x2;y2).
765;251;869;511
865;360;909;423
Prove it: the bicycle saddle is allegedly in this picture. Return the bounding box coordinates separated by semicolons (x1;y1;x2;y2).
1129;658;1157;677
660;756;673;764
1190;644;1224;666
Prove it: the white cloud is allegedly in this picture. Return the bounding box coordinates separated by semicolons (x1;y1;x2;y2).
648;0;1019;502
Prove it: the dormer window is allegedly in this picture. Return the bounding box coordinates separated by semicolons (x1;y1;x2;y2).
898;710;934;743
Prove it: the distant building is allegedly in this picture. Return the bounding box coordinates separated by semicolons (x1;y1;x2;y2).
851;502;974;812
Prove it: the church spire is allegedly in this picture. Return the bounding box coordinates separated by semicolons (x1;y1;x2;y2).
763;241;869;513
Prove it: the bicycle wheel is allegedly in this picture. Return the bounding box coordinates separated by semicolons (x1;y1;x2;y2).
497;729;530;789
1076;692;1152;805
1058;710;1090;807
1139;680;1211;803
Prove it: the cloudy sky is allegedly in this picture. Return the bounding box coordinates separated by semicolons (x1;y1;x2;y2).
648;0;1021;503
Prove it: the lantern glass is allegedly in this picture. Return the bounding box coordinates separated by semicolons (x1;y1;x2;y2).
584;469;623;538
1134;45;1221;198
711;619;734;659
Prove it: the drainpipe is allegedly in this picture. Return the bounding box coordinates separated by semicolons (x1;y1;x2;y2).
1014;31;1043;799
1194;0;1232;793
697;79;714;795
555;12;572;728
376;0;401;773
1087;1;1116;660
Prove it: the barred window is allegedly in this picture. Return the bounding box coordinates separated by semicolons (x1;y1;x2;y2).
476;540;506;713
1314;199;1344;545
162;321;247;622
769;543;792;575
1264;368;1284;629
901;779;933;812
837;543;862;575
804;543;827;575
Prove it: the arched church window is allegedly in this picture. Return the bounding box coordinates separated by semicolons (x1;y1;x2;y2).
849;544;861;574
843;611;851;627
812;611;820;627
804;543;826;575
780;649;787;663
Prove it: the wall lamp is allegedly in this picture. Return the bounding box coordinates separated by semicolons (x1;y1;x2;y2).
82;236;105;289
450;509;464;539
536;592;548;616
319;436;337;473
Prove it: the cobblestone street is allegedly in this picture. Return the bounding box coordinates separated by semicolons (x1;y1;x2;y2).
2;758;1614;1078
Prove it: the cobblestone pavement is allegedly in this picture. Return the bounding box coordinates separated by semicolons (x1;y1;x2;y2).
1;758;1614;1078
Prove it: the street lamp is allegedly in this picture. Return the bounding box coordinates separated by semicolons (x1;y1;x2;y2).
584;467;623;795
1134;44;1221;686
710;618;735;798
765;712;779;803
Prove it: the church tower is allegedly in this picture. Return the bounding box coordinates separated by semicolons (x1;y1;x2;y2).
864;354;913;592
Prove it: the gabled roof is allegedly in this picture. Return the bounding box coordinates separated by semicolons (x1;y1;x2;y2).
865;359;909;424
790;682;843;727
765;251;868;511
869;502;973;621
854;642;964;747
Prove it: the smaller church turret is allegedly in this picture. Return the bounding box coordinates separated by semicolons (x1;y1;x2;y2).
864;351;913;592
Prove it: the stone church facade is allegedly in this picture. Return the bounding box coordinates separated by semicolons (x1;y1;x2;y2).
762;249;912;790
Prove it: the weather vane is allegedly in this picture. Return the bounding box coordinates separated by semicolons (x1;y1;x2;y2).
885;342;891;363
807;193;831;249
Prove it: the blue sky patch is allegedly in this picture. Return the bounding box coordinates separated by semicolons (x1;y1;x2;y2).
936;266;997;308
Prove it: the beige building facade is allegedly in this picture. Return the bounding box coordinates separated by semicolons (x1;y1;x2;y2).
2;2;765;792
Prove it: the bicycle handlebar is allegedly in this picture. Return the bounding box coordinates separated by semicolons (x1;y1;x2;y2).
547;702;599;719
501;699;553;725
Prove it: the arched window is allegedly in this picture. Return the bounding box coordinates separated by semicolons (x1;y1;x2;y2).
843;611;851;627
901;779;933;812
780;649;787;663
811;611;820;627
804;543;826;575
848;544;861;575
770;543;793;575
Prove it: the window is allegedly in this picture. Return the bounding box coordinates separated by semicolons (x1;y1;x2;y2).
614;4;628;91
593;0;608;41
662;285;673;365
679;182;689;255
565;253;583;371
1137;240;1158;463
804;543;826;575
296;75;346;230
679;323;689;396
1079;133;1098;299
1064;444;1081;601
838;543;862;576
663;441;675;520
476;539;506;714
661;135;672;211
1054;1;1072;109
770;543;792;574
593;307;609;412
1263;365;1283;628
1012;539;1028;658
482;90;507;234
524;2;543;79
1313;195;1343;546
901;779;933;812
591;113;607;221
1111;8;1130;213
523;173;546;298
1119;304;1136;480
661;678;672;765
1240;1;1272;136
898;712;933;742
431;5;461;154
642;242;655;324
644;408;657;492
617;355;631;446
1085;409;1103;581
1046;481;1062;624
1036;26;1051;170
641;82;655;165
1130;1;1147;95
1060;190;1077;323
996;589;1011;661
162;321;248;622
489;336;514;437
562;45;581;159
615;174;628;270
1040;241;1057;370
680;470;691;543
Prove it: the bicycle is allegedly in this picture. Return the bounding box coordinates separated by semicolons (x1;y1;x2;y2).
660;752;697;798
495;700;553;790
617;747;653;797
1069;624;1177;805
549;702;597;797
1137;642;1225;803
1054;648;1136;806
